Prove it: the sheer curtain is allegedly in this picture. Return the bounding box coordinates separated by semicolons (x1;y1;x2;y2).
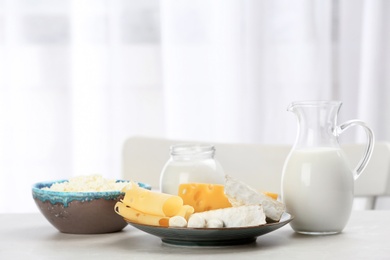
0;0;164;212
0;0;389;213
161;0;390;143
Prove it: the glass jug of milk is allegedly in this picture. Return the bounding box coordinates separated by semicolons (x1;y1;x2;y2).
282;101;374;235
160;144;225;195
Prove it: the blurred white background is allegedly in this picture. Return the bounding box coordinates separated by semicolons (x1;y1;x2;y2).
0;0;389;212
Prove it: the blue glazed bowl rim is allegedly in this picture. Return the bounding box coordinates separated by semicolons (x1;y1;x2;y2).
32;179;151;207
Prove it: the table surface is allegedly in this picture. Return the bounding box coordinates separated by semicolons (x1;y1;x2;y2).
1;210;389;259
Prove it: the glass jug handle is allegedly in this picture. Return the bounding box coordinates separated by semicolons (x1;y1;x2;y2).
335;120;375;180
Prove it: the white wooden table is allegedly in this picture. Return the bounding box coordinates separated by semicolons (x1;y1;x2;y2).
1;211;389;259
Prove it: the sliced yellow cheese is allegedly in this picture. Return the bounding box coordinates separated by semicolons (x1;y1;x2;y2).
114;202;169;227
175;204;195;220
178;183;232;212
121;182;183;217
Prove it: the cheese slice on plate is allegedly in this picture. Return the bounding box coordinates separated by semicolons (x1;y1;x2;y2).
224;175;285;222
121;182;183;217
114;202;170;227
175;204;195;220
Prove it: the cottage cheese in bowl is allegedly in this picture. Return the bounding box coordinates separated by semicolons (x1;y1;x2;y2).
42;174;131;192
32;175;151;234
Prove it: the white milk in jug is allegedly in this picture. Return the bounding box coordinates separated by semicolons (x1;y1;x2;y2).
282;147;354;234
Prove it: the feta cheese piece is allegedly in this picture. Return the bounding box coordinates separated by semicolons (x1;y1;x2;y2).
206;218;224;228
189;205;266;228
187;214;206;228
225;175;285;222
169;216;187;228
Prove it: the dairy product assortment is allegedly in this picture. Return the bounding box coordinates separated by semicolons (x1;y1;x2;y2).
115;175;285;229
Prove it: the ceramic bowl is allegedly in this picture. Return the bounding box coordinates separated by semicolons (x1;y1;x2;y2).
32;180;151;234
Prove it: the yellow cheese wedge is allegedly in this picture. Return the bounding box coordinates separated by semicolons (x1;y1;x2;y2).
114;202;169;227
121;182;184;217
178;183;232;212
263;191;278;200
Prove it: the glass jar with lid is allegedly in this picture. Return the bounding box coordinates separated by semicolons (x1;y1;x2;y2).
159;144;225;195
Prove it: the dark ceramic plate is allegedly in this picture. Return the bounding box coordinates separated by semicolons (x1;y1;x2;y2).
126;212;293;247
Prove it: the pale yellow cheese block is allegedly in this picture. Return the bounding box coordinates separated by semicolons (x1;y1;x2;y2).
121;182;183;217
115;202;169;227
